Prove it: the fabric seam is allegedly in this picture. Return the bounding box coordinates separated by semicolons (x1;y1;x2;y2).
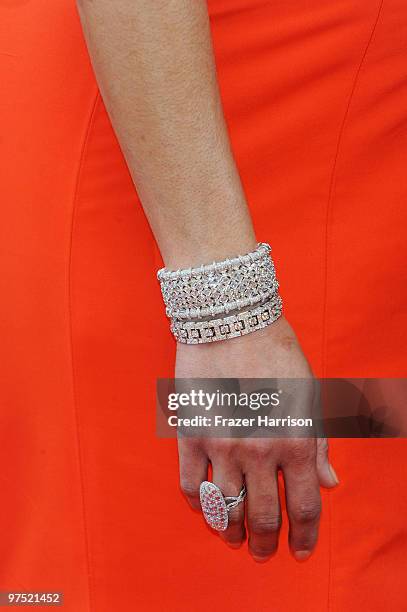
67;89;101;612
321;2;385;611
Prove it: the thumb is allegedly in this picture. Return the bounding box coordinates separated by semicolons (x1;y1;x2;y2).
316;437;339;488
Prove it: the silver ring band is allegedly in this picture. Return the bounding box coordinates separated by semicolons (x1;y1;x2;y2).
200;481;246;531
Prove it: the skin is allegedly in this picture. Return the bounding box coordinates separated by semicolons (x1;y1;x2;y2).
76;0;339;562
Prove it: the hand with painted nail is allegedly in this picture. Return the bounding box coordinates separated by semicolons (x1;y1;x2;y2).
176;316;339;562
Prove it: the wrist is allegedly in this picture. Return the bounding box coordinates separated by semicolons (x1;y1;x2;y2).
158;242;283;345
155;175;257;269
163;232;258;270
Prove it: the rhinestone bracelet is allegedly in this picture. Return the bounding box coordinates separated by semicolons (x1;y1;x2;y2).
158;243;276;318
166;279;279;320
157;242;283;344
157;242;271;282
171;295;283;344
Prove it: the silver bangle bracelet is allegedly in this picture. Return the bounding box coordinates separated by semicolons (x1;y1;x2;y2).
157;242;283;344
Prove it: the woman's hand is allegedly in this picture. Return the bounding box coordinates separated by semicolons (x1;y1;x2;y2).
176;317;339;561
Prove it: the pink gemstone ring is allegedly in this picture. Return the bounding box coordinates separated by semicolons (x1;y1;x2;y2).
199;481;247;531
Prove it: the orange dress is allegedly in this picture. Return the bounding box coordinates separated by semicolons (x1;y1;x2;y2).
1;1;406;610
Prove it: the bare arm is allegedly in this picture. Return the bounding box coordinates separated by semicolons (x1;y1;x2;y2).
76;0;256;268
76;0;338;562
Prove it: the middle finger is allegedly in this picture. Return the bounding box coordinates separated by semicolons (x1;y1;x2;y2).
246;466;281;561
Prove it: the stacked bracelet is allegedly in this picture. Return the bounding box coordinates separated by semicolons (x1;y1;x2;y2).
157;242;283;344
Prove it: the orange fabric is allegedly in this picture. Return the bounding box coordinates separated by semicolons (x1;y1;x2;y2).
1;1;407;610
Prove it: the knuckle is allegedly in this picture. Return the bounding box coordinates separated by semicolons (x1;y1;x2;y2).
292;502;321;524
286;439;315;464
246;440;273;461
207;439;236;460
250;514;282;535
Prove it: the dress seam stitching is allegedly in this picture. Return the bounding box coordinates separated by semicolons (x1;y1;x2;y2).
67;89;101;612
321;2;385;611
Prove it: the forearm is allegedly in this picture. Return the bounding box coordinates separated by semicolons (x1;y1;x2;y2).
76;0;256;268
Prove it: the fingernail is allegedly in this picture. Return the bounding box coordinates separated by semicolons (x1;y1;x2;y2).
329;464;340;485
227;542;243;549
252;555;271;563
294;550;311;561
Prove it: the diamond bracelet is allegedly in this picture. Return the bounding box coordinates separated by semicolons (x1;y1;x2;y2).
157;242;271;282
171;295;283;344
158;243;276;317
157;242;283;344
